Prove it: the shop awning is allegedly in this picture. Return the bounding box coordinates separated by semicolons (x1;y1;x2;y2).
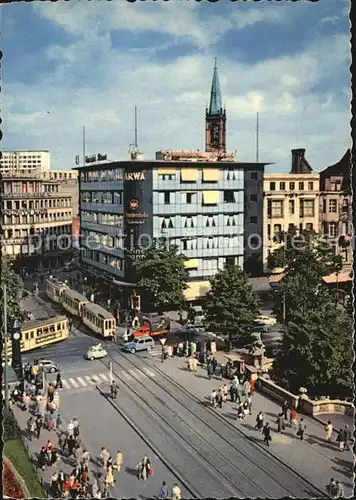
184;259;199;269
181;168;198;182
158;168;176;174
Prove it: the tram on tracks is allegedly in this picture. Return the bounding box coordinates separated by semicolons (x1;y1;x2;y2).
82;302;116;338
46;278;70;304
6;316;70;357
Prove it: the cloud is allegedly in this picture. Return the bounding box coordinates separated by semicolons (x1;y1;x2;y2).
3;3;350;174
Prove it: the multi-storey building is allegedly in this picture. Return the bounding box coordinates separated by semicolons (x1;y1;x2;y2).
1;169;73;270
0;150;50;172
42;169;79;216
76;61;266;304
319;149;352;271
263;149;320;272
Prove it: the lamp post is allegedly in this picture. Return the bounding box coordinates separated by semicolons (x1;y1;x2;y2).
12;318;23;382
282;288;286;330
159;337;167;364
2;285;10;409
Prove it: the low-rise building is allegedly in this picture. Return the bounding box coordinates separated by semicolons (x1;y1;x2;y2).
319;149;352;271
263;149;320;273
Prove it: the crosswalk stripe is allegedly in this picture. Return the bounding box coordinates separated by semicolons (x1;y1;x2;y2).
92;375;101;383
143;367;156;377
85;375;95;385
99;373;109;381
69;378;79;388
121;371;133;380
77;377;87;387
62;379;71;389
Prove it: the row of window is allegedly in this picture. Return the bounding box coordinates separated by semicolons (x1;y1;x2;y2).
81;191;122;204
83;248;123;270
267;199;315;218
159;214;241;229
171;236;242;250
5;182;60;194
5;225;72;240
80;169;123;182
4;212;72;226
81;211;124;227
82;231;124;249
157;169;244;182
5;198;71;210
322;198;348;214
268;181;315;192
154;190;241;205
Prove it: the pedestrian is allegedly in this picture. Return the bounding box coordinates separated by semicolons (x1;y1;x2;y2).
255;411;264;430
289;408;298;428
50;472;59;498
57;470;65;494
35;415;43;439
27;416;36;441
222;384;228;403
51;448;60;467
216;388;223;409
335;480;344;498
58;432;67;454
210;389;217;408
83;449;91;467
237;404;244;422
276;412;285;433
262;423;272;446
207;361;213;380
281;400;289;420
246;394;252;415
248;378;255;394
159;480;170;499
142;455;152;480
98;473;106;497
115;450;123;472
92;479;100;499
56;372;63;389
67;420;75;437
211;357;217;375
344;424;351;451
38;446;47;470
326;478;338;498
336;428;345;452
67;435;76;457
172;483;182;500
100;446;110;469
232;375;241;403
229;383;234;403
325;421;333;442
297;418;306;440
110;380;118;399
73;417;80;438
56;413;63;432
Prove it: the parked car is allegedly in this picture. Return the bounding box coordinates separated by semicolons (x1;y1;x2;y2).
85;343;107;361
37;359;60;373
180;324;200;335
256;315;277;326
123;336;155;354
248;324;269;333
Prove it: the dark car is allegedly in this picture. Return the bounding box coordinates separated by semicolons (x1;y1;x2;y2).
248;324;269;334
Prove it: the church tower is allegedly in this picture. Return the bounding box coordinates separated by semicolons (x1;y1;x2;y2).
205;58;226;152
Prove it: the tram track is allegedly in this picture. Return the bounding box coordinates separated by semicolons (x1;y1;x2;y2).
99;350;324;498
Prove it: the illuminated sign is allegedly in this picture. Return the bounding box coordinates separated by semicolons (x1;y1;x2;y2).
125;212;148;225
124;172;145;181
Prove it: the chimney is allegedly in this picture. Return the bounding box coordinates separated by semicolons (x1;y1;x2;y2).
291;149;305;173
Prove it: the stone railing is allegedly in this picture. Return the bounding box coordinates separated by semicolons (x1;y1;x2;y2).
256;376;354;417
255;376;299;409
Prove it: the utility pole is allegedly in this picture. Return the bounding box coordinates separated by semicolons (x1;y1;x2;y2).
282;288;286;329
2;285;9;409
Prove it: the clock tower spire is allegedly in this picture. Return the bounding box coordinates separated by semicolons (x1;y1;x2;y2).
205;58;226;152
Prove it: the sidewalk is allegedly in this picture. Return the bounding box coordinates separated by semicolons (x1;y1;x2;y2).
155;355;354;495
12;402;99;495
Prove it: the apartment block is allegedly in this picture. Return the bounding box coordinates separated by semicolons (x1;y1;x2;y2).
0;150;50;172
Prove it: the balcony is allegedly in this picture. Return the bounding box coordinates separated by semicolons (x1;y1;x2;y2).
1;192;66;199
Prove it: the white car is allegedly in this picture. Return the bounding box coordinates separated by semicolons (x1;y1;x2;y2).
85;343;107;361
256;315;277;326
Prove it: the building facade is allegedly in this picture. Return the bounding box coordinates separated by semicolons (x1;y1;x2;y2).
0;170;73;270
319;149;352;271
77;159;266;302
41;170;79;217
263;150;320;272
0;151;50;172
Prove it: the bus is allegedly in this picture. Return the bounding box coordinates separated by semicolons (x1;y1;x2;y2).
82;302;116;338
133;316;170;338
6;316;70;357
46;278;70;304
61;289;89;317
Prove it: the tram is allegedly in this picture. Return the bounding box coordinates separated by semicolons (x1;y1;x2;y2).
6;316;70;357
82;302;116;338
46;278;70;304
61;289;89;317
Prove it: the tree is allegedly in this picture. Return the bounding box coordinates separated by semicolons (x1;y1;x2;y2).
0;258;25;332
203;265;259;352
272;306;353;398
134;243;189;314
267;228;343;277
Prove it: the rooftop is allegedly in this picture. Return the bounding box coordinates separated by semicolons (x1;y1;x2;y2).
22;315;68;331
83;301;115;319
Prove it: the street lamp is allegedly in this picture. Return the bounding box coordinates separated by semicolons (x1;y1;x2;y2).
159;337;167;363
2;284;10;409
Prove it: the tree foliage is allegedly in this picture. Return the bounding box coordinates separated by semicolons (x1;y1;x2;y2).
1;258;25;331
134;243;189;314
267;228;343;277
272;306;353;398
203;265;259;351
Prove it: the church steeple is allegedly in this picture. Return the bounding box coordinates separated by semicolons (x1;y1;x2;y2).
205;58;226;152
209;58;223;115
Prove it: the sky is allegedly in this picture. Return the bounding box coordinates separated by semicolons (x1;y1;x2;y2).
2;0;351;173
